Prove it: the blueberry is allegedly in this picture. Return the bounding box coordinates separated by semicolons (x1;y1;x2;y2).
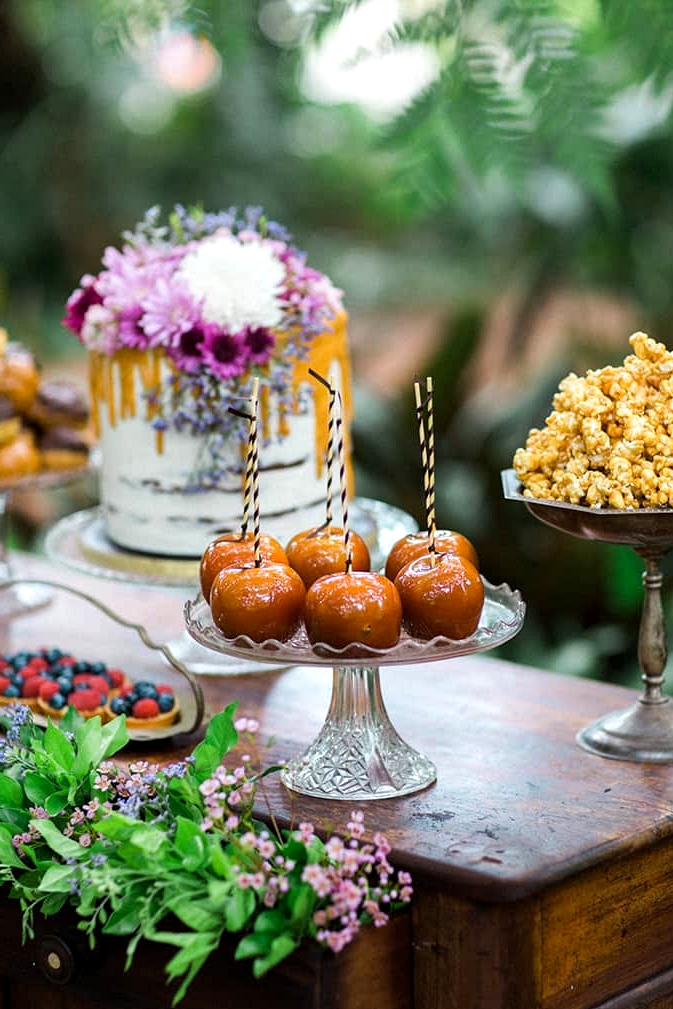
3;685;20;698
135;682;158;699
73;661;91;675
10;674;24;687
89;662;107;674
158;693;175;713
57;676;73;694
43;648;63;664
10;653;30;669
49;663;66;677
109;696;129;715
49;692;66;709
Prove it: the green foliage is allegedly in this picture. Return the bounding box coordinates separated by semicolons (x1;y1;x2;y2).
0;703;410;1004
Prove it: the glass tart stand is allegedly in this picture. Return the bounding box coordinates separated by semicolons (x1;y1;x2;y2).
502;467;673;762
0;462;95;619
44;497;419;677
184;579;525;800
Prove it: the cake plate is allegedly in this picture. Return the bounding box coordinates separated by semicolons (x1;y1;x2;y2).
0;461;95;619
502;467;673;762
184;579;525;800
44;497;418;677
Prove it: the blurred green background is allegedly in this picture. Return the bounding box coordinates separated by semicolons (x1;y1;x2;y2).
4;0;673;686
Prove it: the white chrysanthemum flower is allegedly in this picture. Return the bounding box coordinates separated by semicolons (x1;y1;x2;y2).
177;234;285;332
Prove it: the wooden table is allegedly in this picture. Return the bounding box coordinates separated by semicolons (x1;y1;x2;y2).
1;552;673;1009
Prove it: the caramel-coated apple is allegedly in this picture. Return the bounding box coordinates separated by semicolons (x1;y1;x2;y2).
385;530;479;582
200;531;288;601
209;562;306;643
286;526;370;589
394;552;484;640
304;570;402;655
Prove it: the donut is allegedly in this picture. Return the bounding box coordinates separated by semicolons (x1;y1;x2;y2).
39;425;90;471
28;380;90;430
0;430;41;482
0;395;21;448
0;345;40;413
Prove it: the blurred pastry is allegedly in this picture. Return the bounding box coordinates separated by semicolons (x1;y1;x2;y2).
0;344;40;413
0;395;21;447
0;430;41;482
39;425;90;471
28;379;90;430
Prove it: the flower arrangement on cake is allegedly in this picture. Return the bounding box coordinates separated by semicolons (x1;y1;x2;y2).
61;205;352;557
63;205;343;486
0;702;411;1005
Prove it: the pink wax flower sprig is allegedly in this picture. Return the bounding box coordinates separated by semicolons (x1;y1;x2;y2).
62;205;343;486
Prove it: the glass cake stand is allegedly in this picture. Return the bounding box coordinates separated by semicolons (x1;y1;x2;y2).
44;497;419;677
502;467;673;762
0;461;95;619
184;579;525;800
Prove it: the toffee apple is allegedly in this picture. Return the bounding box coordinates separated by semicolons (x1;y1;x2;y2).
394;552;484;640
385;530;479;583
304;570;402;655
200;531;288;601
286;525;370;589
209;562;306;643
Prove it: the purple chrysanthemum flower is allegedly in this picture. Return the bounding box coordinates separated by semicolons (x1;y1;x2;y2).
62;275;103;336
243;326;275;366
201;328;247;381
167;321;212;374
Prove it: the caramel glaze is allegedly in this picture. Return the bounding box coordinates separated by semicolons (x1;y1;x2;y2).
88;311;353;490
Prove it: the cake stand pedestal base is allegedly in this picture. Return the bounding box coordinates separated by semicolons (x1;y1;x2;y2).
576;697;673;762
280;665;437;801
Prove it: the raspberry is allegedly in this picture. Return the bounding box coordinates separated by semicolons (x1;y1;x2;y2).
27;657;49;673
119;683;135;697
107;668;127;688
21;676;48;698
155;684;175;695
70;689;103;712
131;698;160;719
73;674;110;694
38;680;61;701
0;675;11;694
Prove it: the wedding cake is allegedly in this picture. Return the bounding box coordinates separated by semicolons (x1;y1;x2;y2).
63;206;353;557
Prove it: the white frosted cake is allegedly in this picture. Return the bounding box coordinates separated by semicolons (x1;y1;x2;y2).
63;206;353;558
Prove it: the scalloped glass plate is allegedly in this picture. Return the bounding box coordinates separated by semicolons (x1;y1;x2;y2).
184;578;525;667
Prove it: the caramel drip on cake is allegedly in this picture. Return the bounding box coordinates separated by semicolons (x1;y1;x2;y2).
89;312;352;486
90;349;165;453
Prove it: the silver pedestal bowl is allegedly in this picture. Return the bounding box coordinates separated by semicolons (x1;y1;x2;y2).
502;468;673;762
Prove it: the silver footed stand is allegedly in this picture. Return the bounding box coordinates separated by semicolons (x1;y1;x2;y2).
577;549;673;761
502;468;673;762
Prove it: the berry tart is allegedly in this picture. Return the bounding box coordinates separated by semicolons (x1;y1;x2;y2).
105;680;180;730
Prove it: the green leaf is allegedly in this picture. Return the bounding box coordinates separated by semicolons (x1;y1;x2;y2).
44;791;68;816
173;818;207;871
31;819;85;861
234;932;272;960
192;704;238;780
103;903;142;936
0;773;24;810
0;827;27;869
73;717;103;778
23;772;56;806
38;863;78;894
209;840;234;880
288;883;316;928
43;720;75;771
252;934;298;977
99;714;129;759
40;891;68;916
253;908;288;934
167;899;222;934
224;886;255;932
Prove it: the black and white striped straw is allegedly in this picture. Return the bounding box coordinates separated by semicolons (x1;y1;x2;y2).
335;389;352;573
414;377;437;565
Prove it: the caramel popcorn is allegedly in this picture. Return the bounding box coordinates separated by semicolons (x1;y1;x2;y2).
513;332;673;508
